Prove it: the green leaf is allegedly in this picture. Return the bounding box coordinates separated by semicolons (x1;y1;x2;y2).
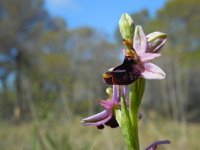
120;96;135;150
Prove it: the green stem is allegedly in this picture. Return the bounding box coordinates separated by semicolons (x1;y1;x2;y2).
129;83;140;150
132;112;139;150
129;83;138;124
129;78;146;150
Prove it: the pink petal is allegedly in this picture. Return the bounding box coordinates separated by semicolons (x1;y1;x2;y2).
133;25;147;54
141;63;166;79
81;110;112;126
99;100;114;109
139;53;161;62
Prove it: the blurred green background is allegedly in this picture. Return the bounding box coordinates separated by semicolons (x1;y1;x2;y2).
0;0;200;149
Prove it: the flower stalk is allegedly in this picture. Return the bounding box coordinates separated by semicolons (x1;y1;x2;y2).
119;13;145;150
81;12;170;150
129;78;146;150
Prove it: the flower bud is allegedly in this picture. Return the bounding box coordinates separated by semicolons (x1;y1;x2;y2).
119;13;135;42
146;32;167;53
106;87;113;97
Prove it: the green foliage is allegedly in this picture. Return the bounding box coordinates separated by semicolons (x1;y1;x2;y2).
157;0;200;50
0;118;200;150
0;0;199;124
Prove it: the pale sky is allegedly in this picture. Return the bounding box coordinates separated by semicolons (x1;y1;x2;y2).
45;0;166;36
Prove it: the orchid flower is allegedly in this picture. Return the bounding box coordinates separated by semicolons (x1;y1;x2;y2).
103;25;167;85
145;140;171;150
81;85;125;129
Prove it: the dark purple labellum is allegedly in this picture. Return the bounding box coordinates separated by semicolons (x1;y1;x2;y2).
105;115;119;128
96;115;119;130
103;57;141;85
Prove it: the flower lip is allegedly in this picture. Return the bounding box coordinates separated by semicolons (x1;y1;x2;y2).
103;72;113;85
104;115;119;128
103;57;141;85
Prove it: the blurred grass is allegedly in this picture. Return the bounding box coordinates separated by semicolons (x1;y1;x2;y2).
0;117;200;150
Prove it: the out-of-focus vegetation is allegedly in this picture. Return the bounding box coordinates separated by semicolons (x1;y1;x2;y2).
0;0;118;122
0;0;199;149
0;117;200;150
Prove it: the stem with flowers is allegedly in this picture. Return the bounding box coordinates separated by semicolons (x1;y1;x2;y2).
81;13;170;150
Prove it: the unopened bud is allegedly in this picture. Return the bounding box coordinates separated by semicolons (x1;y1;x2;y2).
119;13;135;42
146;32;167;53
106;87;113;97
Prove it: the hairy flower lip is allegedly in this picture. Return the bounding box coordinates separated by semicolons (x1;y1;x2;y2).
103;57;141;85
